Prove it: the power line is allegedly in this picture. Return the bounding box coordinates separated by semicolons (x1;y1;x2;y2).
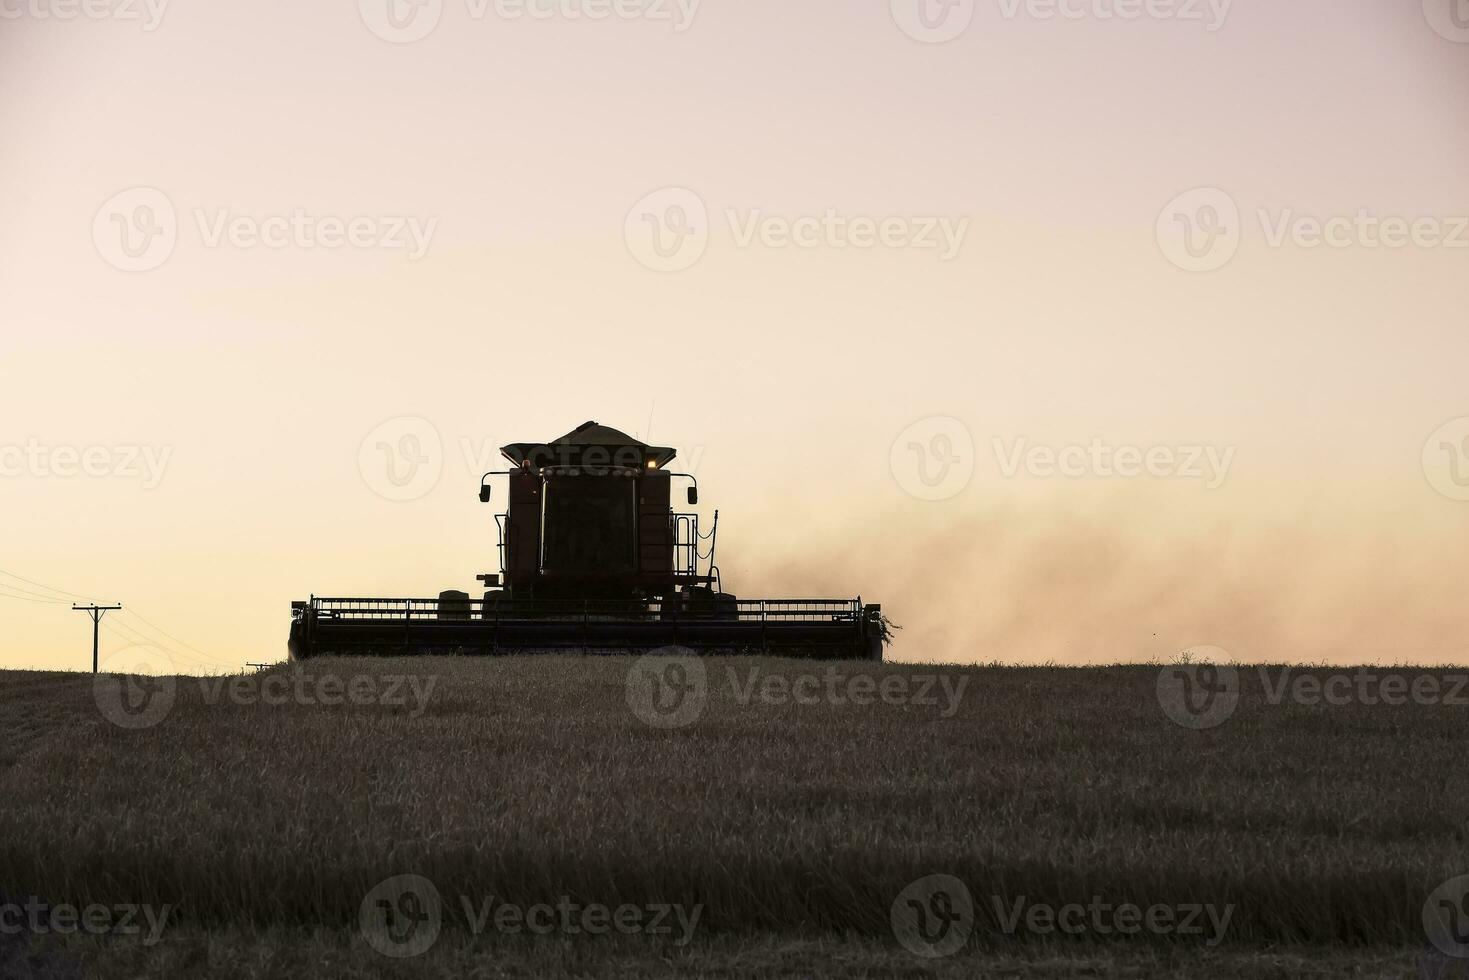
99;620;231;671
0;590;68;604
0;579;76;602
123;607;232;667
113;613;237;669
0;569;94;602
0;565;239;670
99;606;241;672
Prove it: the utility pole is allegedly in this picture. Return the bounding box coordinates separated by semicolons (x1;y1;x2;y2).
72;604;122;674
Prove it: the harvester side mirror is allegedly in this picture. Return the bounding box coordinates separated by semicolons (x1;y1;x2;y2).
687;487;698;506
478;485;492;503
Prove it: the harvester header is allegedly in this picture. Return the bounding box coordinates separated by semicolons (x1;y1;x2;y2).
290;421;886;660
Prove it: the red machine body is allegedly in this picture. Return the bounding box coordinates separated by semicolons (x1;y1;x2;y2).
486;422;712;602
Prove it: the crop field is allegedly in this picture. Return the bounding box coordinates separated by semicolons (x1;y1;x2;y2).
1;656;1466;978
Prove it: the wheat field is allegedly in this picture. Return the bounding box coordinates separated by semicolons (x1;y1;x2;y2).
0;656;1463;978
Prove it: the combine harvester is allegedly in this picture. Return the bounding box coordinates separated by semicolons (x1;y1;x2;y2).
290;422;887;660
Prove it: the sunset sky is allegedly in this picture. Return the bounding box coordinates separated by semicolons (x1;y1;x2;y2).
1;0;1466;671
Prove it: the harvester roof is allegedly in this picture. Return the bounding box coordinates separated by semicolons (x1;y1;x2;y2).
500;421;678;469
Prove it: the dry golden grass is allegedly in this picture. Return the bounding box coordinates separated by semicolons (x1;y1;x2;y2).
0;656;1463;977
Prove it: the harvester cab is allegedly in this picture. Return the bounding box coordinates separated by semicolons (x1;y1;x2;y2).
289;422;886;660
482;421;718;607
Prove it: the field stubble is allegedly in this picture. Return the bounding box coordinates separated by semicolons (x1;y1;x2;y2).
0;656;1461;976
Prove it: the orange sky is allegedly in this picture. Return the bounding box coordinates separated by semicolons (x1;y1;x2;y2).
1;1;1467;671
